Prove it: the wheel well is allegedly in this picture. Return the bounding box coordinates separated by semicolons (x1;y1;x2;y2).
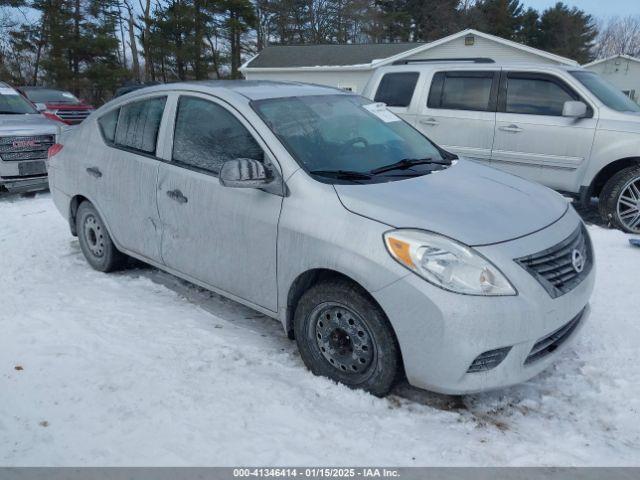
590;158;640;198
69;195;90;236
286;269;378;340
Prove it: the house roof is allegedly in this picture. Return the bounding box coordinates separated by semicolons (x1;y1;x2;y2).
243;42;426;69
241;29;578;72
583;54;640;68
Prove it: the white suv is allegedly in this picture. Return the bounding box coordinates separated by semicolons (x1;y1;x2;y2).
362;60;640;233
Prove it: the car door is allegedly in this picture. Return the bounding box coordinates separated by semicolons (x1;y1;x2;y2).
492;72;597;188
414;70;499;164
156;94;282;312
90;95;168;263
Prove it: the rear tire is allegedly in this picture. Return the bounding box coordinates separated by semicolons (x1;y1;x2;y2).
76;201;126;272
599;166;640;234
294;278;400;397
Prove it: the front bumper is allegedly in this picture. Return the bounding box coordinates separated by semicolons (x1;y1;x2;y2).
0;159;49;193
373;206;595;394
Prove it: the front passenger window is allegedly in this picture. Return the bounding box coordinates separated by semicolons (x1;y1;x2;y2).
506;77;576;116
172;96;264;174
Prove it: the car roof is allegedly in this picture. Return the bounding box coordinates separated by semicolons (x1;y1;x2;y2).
374;61;584;73
124;80;350;101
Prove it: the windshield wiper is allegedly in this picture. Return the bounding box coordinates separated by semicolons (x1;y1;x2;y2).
309;169;372;181
0;111;24;115
370;157;448;175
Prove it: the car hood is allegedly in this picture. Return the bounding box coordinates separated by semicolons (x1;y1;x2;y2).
45;102;94;110
0;114;61;135
334;159;569;246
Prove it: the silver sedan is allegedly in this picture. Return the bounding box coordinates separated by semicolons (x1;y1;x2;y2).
47;81;595;396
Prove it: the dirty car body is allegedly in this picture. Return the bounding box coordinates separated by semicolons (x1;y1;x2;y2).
48;81;595;395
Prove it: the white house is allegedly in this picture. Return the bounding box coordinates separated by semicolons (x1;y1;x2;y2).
583;54;640;102
240;29;578;94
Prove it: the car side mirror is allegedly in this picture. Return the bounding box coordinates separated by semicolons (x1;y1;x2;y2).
562;101;588;118
35;102;47;112
219;158;274;189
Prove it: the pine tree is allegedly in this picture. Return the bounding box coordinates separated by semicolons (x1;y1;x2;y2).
408;0;461;42
472;0;525;40
374;0;412;42
537;2;597;64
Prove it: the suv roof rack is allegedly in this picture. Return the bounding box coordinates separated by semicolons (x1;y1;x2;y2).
392;57;496;65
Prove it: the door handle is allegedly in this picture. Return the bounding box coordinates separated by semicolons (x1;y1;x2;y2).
166;189;188;204
419;118;439;126
499;124;523;133
86;167;102;178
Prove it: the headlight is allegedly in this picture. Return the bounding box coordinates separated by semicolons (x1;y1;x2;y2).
384;230;516;296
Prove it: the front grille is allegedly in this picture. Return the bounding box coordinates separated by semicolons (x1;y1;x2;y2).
515;225;592;299
467;347;511;373
55;109;92;124
0;135;55;162
524;309;584;365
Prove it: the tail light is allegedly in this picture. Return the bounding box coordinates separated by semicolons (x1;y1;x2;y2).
48;143;64;159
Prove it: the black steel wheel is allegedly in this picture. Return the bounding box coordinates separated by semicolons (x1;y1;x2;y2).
294;278;400;396
76;201;126;272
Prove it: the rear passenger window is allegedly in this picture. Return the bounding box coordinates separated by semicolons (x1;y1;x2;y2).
505;76;576;116
172;96;264;175
374;72;419;107
98;108;119;144
114;96;166;154
428;72;495;111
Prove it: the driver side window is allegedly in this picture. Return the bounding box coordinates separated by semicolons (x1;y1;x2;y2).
172;96;264;175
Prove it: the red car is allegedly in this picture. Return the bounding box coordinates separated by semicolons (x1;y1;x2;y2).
17;87;94;125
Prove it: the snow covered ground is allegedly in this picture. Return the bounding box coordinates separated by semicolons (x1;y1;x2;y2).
1;193;639;466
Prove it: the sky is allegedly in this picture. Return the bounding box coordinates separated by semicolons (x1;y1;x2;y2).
524;0;640;18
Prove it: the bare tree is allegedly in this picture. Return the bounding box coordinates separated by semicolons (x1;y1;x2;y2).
594;15;640;59
122;0;141;81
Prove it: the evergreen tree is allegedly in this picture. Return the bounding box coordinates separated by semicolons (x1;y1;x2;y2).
374;0;412;42
517;7;541;47
408;0;460;42
538;2;597;63
472;0;525;40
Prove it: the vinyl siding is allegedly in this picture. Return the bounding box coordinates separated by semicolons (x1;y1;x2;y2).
243;70;372;94
404;35;560;65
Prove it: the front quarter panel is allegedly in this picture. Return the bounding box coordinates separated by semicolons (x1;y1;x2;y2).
277;170;409;328
582;119;640;187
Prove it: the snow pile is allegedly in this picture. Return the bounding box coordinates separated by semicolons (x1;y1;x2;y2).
1;194;639;466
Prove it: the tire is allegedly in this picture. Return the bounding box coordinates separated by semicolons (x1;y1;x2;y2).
294;279;400;397
599;165;640;234
76;201;126;272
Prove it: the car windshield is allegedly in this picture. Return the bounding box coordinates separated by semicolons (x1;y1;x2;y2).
252;94;447;181
23;88;81;104
571;71;640;113
0;89;38;114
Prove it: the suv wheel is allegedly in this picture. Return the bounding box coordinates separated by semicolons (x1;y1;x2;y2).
76;201;126;272
293;279;400;397
599;166;640;234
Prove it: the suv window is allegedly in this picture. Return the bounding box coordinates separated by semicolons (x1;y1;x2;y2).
114;96;166;154
428;72;496;111
374;72;419;107
172;96;264;174
504;74;576;116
